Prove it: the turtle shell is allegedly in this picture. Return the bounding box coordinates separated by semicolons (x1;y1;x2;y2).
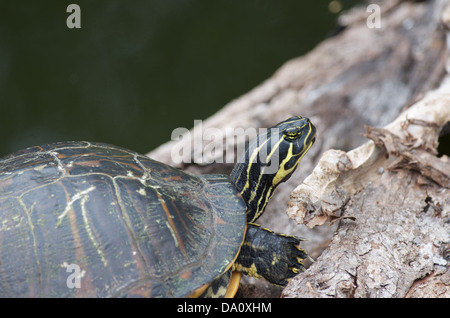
0;141;247;297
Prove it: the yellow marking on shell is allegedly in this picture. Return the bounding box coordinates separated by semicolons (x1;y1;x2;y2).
56;185;96;227
55;184;108;267
20;200;42;292
156;191;189;261
80;188;108;267
136;188;146;196
165;221;178;248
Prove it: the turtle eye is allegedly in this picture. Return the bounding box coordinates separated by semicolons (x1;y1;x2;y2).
283;127;301;141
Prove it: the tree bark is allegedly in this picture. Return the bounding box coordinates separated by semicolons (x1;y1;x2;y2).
284;86;450;298
148;0;450;297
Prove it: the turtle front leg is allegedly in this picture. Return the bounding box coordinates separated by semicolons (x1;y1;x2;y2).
233;224;310;286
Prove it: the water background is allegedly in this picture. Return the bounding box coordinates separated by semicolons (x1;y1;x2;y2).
0;1;360;156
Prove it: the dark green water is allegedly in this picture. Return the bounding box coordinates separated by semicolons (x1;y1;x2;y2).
0;0;360;156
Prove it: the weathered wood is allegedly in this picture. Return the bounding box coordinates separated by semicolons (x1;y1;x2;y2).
284;86;450;298
148;0;450;297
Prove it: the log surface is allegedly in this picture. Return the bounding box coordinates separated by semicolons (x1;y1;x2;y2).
148;0;450;297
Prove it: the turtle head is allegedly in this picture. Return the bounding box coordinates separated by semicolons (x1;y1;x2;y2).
230;116;316;223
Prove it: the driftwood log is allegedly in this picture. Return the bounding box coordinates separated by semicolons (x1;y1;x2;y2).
148;0;450;298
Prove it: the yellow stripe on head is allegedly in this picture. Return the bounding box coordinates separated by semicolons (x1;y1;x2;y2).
230;116;316;223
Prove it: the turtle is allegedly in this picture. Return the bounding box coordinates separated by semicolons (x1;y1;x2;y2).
0;116;316;297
